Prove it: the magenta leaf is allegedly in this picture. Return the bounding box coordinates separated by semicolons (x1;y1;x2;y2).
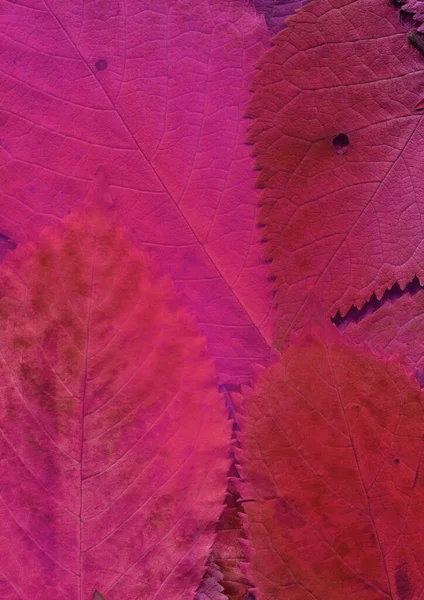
0;0;273;385
0;170;232;599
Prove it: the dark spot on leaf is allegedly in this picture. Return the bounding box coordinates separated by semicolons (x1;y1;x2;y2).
408;29;424;56
0;233;17;261
95;58;108;71
400;9;415;28
274;497;306;529
332;133;350;154
395;458;400;464
416;366;424;388
395;566;412;599
413;468;419;487
389;0;403;7
12;336;30;351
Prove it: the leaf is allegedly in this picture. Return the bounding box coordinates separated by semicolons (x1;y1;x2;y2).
194;555;227;600
0;170;232;600
344;287;424;386
0;0;273;385
402;0;424;32
246;0;424;347
210;460;250;599
251;0;311;36
234;316;424;599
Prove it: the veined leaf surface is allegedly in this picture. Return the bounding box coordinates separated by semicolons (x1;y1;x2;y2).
234;316;424;599
0;170;232;600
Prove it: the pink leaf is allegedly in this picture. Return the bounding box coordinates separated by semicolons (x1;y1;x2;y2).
235;314;424;599
0;0;273;385
344;287;424;385
0;170;232;600
247;0;424;347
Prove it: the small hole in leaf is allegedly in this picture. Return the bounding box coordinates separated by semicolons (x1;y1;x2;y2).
95;59;108;71
394;458;400;464
389;0;403;7
332;133;350;154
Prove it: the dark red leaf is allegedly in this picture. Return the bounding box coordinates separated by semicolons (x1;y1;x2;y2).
234;314;424;599
0;170;232;599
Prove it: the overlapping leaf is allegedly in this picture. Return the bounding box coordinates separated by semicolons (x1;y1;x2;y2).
0;0;273;384
247;0;424;347
0;170;231;599
234;316;424;599
251;0;311;35
344;287;424;386
209;433;250;599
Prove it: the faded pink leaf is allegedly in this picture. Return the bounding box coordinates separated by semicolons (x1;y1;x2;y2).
0;170;232;600
0;0;273;385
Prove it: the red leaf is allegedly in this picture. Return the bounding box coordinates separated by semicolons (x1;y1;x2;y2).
0;170;232;600
0;0;273;385
235;316;424;599
247;0;424;346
